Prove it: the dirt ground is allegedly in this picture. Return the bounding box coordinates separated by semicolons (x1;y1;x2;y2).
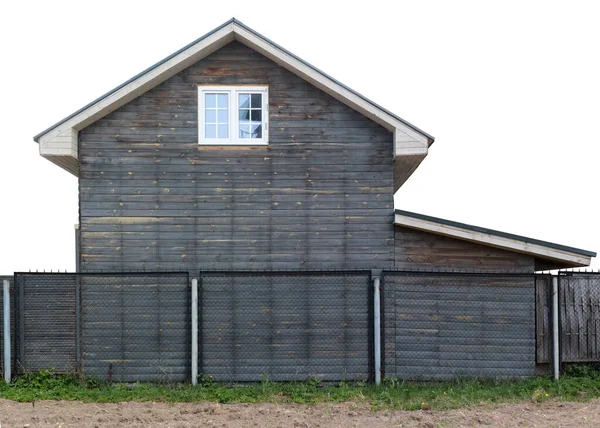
1;398;599;427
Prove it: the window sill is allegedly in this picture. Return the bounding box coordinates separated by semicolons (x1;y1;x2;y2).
198;141;268;146
197;142;269;149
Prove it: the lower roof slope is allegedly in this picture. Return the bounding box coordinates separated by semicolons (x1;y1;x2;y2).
394;210;596;270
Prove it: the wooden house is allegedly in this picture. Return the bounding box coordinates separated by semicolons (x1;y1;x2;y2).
34;19;595;273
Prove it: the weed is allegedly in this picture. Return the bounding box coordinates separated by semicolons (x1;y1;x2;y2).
1;371;600;410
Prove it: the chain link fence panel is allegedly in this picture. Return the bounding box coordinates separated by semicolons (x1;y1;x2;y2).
382;271;536;380
81;272;190;382
13;270;600;382
14;273;78;373
200;271;372;382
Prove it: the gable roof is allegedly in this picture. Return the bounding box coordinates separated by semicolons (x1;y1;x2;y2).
34;18;434;189
394;209;596;270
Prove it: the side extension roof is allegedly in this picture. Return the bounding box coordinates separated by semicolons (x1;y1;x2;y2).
34;18;434;190
395;209;596;270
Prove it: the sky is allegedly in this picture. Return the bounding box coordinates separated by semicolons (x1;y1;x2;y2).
0;0;598;272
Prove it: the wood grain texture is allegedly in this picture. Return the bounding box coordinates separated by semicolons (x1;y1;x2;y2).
394;226;535;272
536;276;552;363
78;41;394;272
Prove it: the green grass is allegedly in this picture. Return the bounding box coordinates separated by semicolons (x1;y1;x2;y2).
1;366;600;411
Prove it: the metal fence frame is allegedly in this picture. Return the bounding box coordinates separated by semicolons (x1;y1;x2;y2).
381;270;538;380
13;272;78;374
79;271;191;382
198;269;374;382
558;271;600;363
0;276;14;378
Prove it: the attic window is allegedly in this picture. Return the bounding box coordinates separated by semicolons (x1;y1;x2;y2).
198;86;269;145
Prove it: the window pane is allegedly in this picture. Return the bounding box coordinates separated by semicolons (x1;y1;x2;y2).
205;109;216;123
205;94;216;108
250;110;262;121
239;109;250;121
205;124;216;138
217;93;228;108
239;123;251;139
217;109;228;123
217;124;229;139
251;94;262;108
251;124;262;139
239;94;250;109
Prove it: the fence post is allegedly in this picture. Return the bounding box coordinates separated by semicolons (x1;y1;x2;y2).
18;276;24;373
373;276;381;386
191;277;198;386
552;275;560;380
75;274;81;371
3;279;10;383
74;224;80;273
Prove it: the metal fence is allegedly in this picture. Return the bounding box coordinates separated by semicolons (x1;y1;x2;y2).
0;275;14;376
558;272;600;362
81;272;190;382
14;273;77;373
2;270;600;383
382;271;536;380
199;271;372;382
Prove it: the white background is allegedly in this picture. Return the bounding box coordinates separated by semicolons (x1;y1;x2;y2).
1;0;598;272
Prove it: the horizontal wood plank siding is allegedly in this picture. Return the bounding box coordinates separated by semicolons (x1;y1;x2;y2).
79;41;394;272
394;226;535;272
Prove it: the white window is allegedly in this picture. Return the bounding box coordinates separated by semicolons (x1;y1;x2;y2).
198;86;269;145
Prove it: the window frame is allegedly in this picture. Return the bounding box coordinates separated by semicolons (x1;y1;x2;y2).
198;85;269;145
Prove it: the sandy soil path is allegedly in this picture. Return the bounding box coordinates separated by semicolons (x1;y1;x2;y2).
1;398;599;427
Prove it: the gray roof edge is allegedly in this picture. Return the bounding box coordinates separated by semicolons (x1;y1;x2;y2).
33;18;237;142
232;20;435;143
395;209;597;258
34;18;434;143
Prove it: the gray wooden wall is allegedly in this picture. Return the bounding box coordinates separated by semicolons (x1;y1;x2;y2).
394;226;535;272
79;41;394;272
